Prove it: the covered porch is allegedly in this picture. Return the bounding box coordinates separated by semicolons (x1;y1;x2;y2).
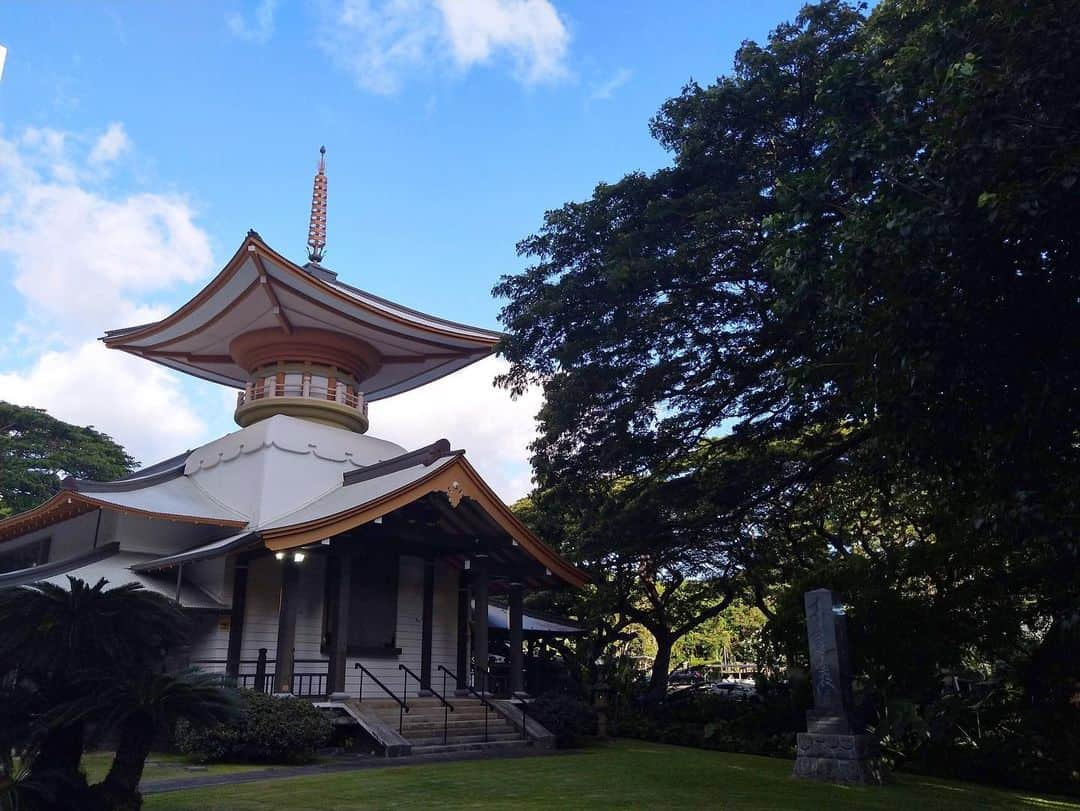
136;445;586;703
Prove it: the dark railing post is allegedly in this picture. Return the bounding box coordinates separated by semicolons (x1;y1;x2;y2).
254;648;267;693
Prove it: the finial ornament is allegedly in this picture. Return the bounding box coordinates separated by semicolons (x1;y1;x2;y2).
306;146;327;263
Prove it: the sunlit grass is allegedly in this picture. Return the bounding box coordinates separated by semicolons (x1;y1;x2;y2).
142;740;1079;810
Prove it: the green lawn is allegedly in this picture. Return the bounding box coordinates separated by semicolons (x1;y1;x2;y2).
79;751;269;785
143;741;1079;810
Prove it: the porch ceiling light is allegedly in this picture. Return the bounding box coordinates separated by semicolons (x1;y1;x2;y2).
293;551;306;563
274;551;285;560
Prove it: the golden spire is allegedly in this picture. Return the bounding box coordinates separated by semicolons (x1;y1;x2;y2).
306;146;327;263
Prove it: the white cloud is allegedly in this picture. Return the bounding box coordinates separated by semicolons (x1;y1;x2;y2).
0;342;208;467
88;121;130;165
588;66;631;102
227;0;279;43
0;127;213;337
0;124;216;469
319;0;569;95
369;355;541;503
436;0;569;83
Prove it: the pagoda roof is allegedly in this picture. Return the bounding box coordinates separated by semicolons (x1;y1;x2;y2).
102;233;502;400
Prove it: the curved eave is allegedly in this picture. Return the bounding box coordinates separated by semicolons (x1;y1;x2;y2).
63;463;185;493
101;234;502;399
0;490;248;545
261;456;587;589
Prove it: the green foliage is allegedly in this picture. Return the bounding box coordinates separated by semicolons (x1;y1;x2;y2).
516;470;745;701
175;691;332;764
527;693;598;748
496;0;1080;791
616;691;801;759
0;401;136;517
0;579;232;811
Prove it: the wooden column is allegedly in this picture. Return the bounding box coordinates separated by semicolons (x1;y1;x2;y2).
472;554;489;693
509;581;525;696
225;561;249;681
420;557;436;692
456;569;470;691
273;556;301;694
327;542;352;695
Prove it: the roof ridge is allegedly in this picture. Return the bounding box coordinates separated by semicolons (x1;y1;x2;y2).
63;460;187;493
342;439;462;486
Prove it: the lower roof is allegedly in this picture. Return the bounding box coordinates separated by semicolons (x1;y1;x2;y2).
0;425;587;589
0;544;224;610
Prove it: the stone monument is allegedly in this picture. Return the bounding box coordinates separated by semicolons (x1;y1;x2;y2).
792;588;883;784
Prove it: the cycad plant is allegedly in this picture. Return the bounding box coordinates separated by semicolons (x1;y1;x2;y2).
0;578;238;810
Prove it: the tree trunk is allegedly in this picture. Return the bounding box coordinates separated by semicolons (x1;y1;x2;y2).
36;719;85;774
94;711;155;810
32;719;92;810
646;635;674;703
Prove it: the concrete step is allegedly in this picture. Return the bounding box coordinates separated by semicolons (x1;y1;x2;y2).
372;708;497;724
409;739;532;756
401;708;501;721
406;730;522;742
369;708;494;721
406;734;524;747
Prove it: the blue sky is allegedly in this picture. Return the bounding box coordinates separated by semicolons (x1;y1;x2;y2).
0;0;816;500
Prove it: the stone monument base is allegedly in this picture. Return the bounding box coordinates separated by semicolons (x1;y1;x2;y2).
793;732;883;785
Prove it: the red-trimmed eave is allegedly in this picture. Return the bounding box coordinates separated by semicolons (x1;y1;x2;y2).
102;234;502;352
0;490;248;545
261;455;588;589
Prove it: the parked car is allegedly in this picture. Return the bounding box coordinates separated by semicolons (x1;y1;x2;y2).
668;669;705;689
705;680;762;704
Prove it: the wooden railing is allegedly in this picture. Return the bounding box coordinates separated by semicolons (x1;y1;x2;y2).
236;380;367;417
190;650;329;697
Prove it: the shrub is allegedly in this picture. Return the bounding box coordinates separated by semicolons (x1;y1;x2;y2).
528;692;597;748
175;690;332;764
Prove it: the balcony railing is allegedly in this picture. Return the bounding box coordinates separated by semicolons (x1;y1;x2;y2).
236;380;368;418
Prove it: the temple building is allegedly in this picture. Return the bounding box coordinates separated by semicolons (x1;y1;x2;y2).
0;149;585;754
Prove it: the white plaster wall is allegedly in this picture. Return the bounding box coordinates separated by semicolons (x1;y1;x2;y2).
103;514;228;556
25;510;103;562
8;508;228;566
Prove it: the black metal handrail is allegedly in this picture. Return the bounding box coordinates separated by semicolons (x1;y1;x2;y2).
354;662;409;733
475;663;531;740
439;664;496;743
399;664;455;744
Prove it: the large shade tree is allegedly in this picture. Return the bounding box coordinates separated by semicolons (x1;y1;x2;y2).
495;0;1079;775
0;402;136;517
